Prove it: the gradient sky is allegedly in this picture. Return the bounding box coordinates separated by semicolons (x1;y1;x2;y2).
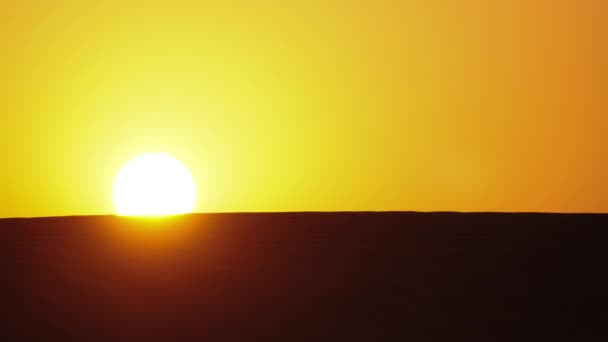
0;1;606;217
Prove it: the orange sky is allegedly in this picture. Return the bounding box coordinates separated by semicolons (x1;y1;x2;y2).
0;1;606;217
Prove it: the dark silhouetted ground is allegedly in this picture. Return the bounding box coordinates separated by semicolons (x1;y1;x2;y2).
1;212;607;341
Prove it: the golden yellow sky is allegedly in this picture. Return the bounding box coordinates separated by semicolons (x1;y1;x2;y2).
0;1;606;217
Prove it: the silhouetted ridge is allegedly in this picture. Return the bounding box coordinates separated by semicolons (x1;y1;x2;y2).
1;212;607;341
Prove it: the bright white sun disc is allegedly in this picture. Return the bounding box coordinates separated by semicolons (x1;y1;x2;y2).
113;153;196;216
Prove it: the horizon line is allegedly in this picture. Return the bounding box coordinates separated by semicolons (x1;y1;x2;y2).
1;210;607;220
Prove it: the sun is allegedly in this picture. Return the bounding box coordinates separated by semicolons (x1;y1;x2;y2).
112;153;197;216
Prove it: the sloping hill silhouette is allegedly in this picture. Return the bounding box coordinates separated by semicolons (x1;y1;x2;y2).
1;212;607;340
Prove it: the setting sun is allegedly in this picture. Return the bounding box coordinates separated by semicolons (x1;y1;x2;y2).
112;153;197;216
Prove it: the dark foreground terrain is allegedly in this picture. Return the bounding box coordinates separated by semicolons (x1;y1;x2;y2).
1;212;607;340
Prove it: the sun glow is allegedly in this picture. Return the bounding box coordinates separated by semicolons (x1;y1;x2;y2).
112;153;196;216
